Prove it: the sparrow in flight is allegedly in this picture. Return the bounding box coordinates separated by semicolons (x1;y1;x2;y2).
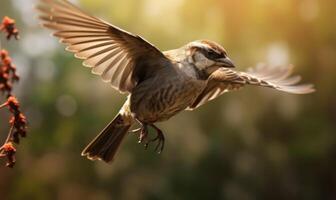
37;0;315;162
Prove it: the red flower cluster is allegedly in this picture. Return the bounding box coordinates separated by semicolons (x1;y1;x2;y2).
1;49;19;96
0;16;19;40
0;16;26;168
0;96;27;168
8;96;27;143
0;142;16;168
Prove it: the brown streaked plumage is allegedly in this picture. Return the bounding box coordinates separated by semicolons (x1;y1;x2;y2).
37;0;315;163
200;40;227;55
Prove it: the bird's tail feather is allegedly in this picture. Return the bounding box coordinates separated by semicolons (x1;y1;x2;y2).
81;113;132;162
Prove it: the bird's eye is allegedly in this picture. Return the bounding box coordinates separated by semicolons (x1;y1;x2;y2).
205;49;222;60
208;50;217;57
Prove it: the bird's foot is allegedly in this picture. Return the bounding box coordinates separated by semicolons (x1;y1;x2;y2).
130;124;150;148
130;123;165;153
148;124;165;154
138;126;148;144
129;128;141;134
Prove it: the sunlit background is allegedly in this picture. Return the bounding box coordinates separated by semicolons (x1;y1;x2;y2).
0;0;335;199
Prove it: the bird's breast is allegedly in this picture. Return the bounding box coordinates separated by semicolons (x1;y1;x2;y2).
130;74;206;123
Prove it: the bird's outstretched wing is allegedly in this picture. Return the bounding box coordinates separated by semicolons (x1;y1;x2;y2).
37;0;169;93
187;64;315;110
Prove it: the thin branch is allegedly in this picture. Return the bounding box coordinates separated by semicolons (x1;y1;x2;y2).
0;101;8;109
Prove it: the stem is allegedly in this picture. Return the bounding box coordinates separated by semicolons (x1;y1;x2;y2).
0;101;8;109
4;125;14;144
0;30;3;50
0;125;13;157
0;36;2;50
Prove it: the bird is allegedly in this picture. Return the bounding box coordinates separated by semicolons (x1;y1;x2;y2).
37;0;315;163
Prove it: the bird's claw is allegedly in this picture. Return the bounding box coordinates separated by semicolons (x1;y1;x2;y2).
130;128;141;134
149;130;165;154
133;123;165;153
137;126;148;144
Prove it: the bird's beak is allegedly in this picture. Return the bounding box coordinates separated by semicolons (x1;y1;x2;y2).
216;57;235;68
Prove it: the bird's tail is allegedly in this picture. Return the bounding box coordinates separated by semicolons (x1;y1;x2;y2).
81;113;132;162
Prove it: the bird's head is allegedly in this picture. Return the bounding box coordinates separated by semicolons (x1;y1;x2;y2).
185;40;235;77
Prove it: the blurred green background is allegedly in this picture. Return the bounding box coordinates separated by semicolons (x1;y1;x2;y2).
0;0;335;199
